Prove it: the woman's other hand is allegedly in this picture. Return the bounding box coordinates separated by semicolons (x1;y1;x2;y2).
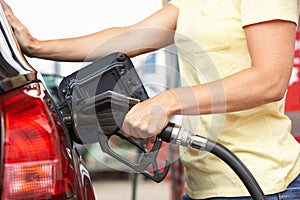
1;0;38;56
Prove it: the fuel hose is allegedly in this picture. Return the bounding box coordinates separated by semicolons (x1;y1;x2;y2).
205;139;266;200
158;122;267;200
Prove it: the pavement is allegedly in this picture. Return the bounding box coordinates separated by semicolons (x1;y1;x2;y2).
91;173;172;200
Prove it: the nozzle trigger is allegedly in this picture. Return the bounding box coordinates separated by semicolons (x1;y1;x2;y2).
140;138;170;182
98;131;169;183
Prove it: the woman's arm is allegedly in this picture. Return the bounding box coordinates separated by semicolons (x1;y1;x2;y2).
1;1;179;61
122;20;297;141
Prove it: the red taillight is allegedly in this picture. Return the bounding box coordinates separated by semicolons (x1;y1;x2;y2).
1;83;66;199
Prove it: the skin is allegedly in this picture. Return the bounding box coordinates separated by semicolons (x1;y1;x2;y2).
1;1;297;142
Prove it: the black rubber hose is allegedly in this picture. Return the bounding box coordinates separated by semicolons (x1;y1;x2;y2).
204;139;267;200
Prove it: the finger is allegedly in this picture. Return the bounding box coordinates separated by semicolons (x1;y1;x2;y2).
1;1;14;18
148;136;157;143
1;1;23;27
122;131;149;142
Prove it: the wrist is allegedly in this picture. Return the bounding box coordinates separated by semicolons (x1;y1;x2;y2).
22;37;40;57
167;86;203;115
157;90;181;117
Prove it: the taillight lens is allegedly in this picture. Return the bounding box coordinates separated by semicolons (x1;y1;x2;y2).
1;83;66;199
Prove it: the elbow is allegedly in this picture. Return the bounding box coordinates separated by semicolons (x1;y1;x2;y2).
264;82;287;103
269;89;286;102
254;66;291;104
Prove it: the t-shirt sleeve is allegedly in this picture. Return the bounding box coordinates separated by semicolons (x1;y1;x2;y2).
241;0;300;27
168;0;182;9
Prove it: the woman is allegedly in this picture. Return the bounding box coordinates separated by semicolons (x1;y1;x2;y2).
2;0;300;199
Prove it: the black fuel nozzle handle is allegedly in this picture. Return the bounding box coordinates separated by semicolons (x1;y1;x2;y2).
157;122;174;143
84;91;171;183
98;128;170;183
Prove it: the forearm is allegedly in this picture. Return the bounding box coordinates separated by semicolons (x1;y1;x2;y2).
30;26;154;61
30;26;175;62
166;66;291;116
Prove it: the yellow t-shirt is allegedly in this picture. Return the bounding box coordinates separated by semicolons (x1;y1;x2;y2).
169;0;300;199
